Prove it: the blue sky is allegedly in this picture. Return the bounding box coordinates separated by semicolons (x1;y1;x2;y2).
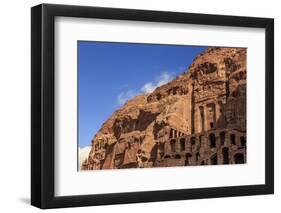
78;41;206;148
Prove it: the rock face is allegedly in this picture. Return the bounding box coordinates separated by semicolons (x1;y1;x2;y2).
81;47;247;170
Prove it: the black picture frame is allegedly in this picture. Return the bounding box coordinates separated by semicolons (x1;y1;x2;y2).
31;3;274;209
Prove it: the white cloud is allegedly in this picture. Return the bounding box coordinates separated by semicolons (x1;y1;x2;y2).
141;72;175;93
117;90;137;105
117;72;175;105
140;82;155;93
78;146;91;171
156;72;174;87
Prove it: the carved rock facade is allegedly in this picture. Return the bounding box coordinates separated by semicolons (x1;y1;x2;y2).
82;47;247;170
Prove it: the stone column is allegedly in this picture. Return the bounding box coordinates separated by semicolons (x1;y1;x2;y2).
171;129;174;138
216;101;221;129
204;105;208;131
165;141;171;153
191;88;194;134
194;108;198;133
213;103;217;129
174;130;177;138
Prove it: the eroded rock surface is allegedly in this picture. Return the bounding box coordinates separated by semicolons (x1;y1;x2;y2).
82;47;247;170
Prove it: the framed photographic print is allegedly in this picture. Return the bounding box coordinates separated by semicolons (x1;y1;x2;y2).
31;3;274;209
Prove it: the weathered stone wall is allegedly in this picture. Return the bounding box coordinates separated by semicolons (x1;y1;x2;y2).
154;128;246;167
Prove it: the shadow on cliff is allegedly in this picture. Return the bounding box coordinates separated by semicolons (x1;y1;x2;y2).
113;109;160;139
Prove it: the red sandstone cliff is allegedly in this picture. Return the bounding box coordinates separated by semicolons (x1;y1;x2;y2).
82;47;247;170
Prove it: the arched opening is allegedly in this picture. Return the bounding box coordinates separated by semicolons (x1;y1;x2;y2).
158;143;164;158
170;139;176;152
174;154;181;159
210;154;218;165
220;132;226;146
222;147;229;164
191;137;196;145
230;134;236;145
209;133;216;148
180;138;185;151
134;137;139;144
196;152;200;161
240;136;246;147
169;129;173;138
185;153;192;166
140;136;143;145
201;160;205;165
234;153;244;164
164;155;171;159
199;135;204;147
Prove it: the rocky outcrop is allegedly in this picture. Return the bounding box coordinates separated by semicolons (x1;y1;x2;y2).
81;47;247;170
